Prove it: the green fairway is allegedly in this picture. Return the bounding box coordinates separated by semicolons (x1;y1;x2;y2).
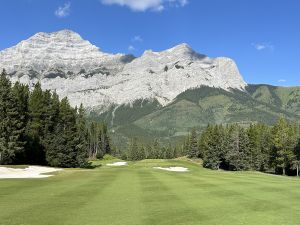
1;159;300;225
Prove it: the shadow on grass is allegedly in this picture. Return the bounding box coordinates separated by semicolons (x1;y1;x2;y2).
81;163;102;169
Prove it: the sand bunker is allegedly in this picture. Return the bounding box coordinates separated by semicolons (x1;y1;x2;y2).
106;162;127;166
0;166;62;179
154;166;189;172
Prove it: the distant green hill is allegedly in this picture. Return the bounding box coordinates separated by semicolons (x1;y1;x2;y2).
89;85;300;146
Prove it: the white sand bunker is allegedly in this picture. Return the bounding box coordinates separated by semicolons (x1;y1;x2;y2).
106;162;127;166
0;166;62;179
154;166;189;172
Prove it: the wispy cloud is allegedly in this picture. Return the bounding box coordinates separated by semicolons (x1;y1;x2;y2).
278;79;287;83
169;0;188;7
128;45;135;51
55;2;71;18
132;35;143;42
252;42;274;51
101;0;189;12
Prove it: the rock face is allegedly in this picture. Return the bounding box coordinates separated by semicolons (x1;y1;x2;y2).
0;30;133;79
0;30;247;111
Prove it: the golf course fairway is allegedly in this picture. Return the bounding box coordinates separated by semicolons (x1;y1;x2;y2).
1;159;300;225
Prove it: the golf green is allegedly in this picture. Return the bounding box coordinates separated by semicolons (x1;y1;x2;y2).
1;159;300;225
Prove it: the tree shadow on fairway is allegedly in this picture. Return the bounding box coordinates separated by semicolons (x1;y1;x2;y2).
83;162;102;169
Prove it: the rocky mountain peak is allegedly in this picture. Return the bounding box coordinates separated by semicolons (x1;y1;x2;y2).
32;29;83;40
0;30;130;79
1;30;247;110
167;43;193;52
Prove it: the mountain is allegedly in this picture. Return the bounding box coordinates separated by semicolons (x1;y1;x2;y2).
1;29;299;145
94;86;300;146
0;29;133;78
0;30;246;110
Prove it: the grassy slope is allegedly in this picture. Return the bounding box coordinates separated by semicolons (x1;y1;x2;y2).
1;160;300;225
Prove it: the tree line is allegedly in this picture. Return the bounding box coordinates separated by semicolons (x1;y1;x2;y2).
119;138;186;161
0;70;111;167
184;119;300;175
3;67;300;175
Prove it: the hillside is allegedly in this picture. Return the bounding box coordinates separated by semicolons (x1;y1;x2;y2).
91;85;300;146
1;30;300;145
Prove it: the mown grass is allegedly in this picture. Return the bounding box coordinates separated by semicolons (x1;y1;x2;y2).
1;159;300;225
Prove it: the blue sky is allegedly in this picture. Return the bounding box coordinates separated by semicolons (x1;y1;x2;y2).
0;0;299;86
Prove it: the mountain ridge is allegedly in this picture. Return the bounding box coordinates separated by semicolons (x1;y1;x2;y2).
0;29;246;110
2;29;299;145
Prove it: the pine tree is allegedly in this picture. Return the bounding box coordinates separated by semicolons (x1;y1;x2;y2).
101;123;111;155
88;122;98;159
12;82;29;163
182;134;190;156
225;125;250;171
247;124;260;169
187;128;199;158
152;139;160;159
0;70;25;164
96;123;104;158
127;137;139;161
165;143;174;159
293;140;300;176
201;125;226;170
271;118;297;175
26;82;46;164
145;144;153;159
137;144;146;160
45;98;79;167
75;104;89;167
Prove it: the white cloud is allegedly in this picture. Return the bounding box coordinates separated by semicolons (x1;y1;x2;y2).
278;79;286;83
128;45;135;51
252;42;274;51
132;35;143;42
169;0;188;7
101;0;188;12
55;2;71;18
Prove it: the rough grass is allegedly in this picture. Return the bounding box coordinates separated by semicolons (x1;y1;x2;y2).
1;159;300;225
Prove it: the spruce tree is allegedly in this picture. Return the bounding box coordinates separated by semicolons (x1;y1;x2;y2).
127;137;139;161
152;139;160;159
89;122;98;159
187;128;199;158
225;125;250;171
45;98;78;167
0;70;25;164
12;82;29;163
75;104;89;167
101;123;111;155
201;125;225;170
26;82;46;164
293;140;300;176
271;118;296;175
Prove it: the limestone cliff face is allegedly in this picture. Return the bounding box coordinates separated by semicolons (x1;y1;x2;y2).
0;30;247;110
